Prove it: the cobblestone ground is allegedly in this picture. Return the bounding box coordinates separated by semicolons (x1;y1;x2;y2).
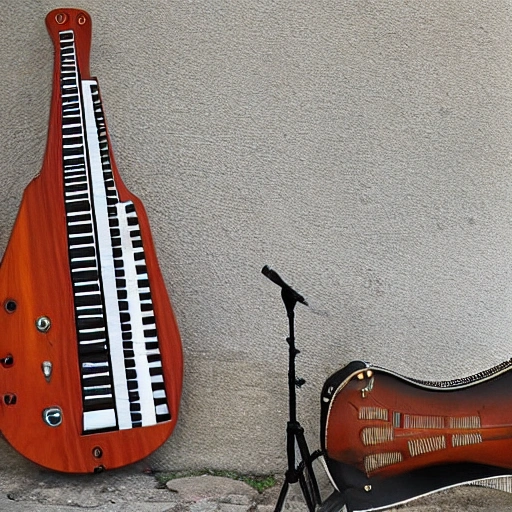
0;462;512;511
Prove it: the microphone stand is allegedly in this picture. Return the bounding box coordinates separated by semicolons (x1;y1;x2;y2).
261;266;321;512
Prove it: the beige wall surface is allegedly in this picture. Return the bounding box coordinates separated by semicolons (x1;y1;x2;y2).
1;0;512;477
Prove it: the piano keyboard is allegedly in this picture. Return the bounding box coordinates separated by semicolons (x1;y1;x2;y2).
59;30;170;433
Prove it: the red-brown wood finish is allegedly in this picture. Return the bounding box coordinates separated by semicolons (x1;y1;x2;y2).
325;368;512;478
0;9;183;472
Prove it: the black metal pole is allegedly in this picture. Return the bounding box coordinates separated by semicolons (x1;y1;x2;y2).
262;266;320;512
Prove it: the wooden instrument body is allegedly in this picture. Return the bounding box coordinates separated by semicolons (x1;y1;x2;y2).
320;360;512;510
0;9;182;473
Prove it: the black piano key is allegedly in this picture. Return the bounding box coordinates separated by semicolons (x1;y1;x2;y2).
126;203;136;214
72;270;99;282
77;317;105;330
139;292;152;301
156;413;171;422
120;323;131;332
83;375;112;387
78;342;108;355
123;350;135;359
127;217;139;226
144;329;157;338
70;246;96;259
136;265;147;275
151;382;165;391
125;359;136;369
130;403;141;412
106;197;117;205
123;342;133;349
65;199;91;213
153;397;168;407
66;193;90;202
131;413;142;422
60;32;73;40
68;223;93;236
62;136;83;146
63;156;85;167
122;332;132;341
115;269;125;278
130;230;141;238
117;289;127;300
110;228;120;237
70;258;96;270
125;369;137;380
78;307;103;317
147;354;161;363
149;367;163;377
132;240;143;249
114;260;124;269
116;279;126;287
65;182;88;192
62;125;82;136
69;236;95;247
78;329;106;342
140;303;153;312
75;293;102;308
119;312;130;323
111;237;121;247
138;279;150;288
62;146;84;157
73;282;100;294
81;364;109;376
132;422;142;428
128;391;140;402
66;213;91;223
112;248;123;259
83;397;115;412
127;381;138;390
142;316;155;325
145;342;159;351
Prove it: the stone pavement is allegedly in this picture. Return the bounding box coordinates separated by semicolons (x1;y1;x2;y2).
0;463;512;511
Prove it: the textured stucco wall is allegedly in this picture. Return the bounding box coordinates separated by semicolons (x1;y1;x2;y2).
1;0;512;477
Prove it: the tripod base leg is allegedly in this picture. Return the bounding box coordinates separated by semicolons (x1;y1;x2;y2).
274;479;290;512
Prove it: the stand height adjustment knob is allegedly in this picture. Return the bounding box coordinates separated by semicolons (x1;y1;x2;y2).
295;378;306;388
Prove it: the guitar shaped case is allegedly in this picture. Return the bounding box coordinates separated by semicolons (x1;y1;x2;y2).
0;9;183;473
320;360;512;511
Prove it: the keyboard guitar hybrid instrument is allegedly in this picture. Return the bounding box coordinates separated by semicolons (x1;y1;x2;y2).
0;9;183;472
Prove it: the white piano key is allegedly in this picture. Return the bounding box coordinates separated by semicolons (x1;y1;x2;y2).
83;409;117;431
84;394;113;401
84;385;112;391
155;404;169;416
83;372;110;379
